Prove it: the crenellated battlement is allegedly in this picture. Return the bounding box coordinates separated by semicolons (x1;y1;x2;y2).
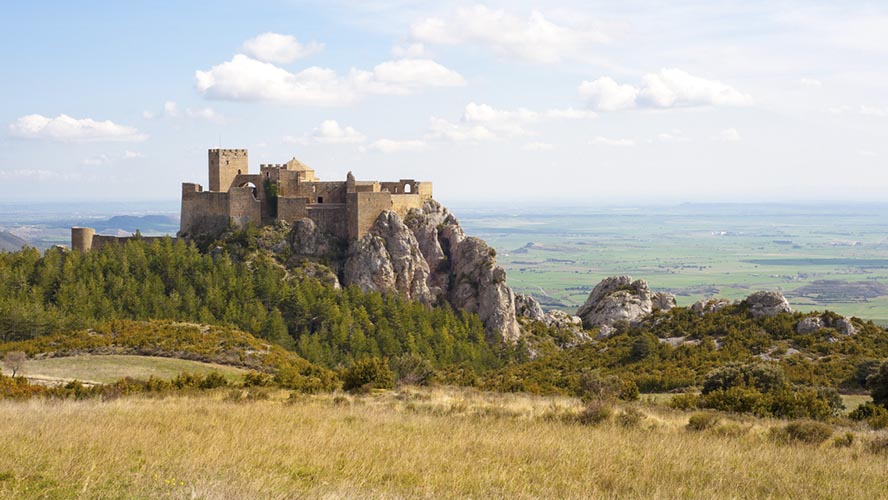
179;148;433;240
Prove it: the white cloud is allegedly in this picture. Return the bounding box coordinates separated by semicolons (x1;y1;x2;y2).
827;104;888;117
656;130;691;143
799;78;822;87
858;150;877;157
368;139;427;153
371;58;465;88
523;142;554;151
579;69;753;111
859;105;888;117
427;117;497;143
144;101;223;122
590;136;635;147
578;77;639;111
0;169;83;181
196;54;464;106
82;150;144;165
460;102;595;136
411;4;611;63
8;114;148;142
392;43;428;58
284;120;366;145
241;33;323;64
715;128;742;142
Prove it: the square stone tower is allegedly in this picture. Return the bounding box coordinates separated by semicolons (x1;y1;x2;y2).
208;149;248;192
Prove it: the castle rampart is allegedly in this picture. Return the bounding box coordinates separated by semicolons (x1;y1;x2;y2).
179;149;433;241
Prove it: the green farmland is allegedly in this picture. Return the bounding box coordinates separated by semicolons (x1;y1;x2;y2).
455;203;888;324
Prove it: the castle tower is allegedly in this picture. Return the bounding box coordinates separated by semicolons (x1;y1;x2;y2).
208;149;248;192
71;227;96;252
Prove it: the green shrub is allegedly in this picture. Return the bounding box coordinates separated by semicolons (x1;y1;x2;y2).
771;420;833;445
578;371;622;402
579;400;614;426
669;393;700;410
833;432;855;448
200;372;229;389
342;357;395;393
390;354;435;387
866;436;888;455
619;380;640;401
242;371;273;387
702;362;788;395
687;412;720;432
867;361;888;408
617;407;645;428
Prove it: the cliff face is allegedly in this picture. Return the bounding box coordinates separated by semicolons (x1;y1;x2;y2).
343;200;521;343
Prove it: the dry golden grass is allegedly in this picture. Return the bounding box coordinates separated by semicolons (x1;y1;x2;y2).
1;387;887;499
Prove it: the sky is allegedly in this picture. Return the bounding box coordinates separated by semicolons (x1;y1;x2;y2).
1;0;886;206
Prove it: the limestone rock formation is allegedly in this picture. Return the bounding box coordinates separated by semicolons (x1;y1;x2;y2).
795;315;858;336
448;237;521;342
745;291;792;318
690;298;733;316
344;211;433;304
515;293;546;322
652;292;677;312
343;202;520;343
288;218;339;259
576;276;654;329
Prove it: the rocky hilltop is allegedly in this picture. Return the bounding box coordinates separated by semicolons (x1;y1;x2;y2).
218;200;520;343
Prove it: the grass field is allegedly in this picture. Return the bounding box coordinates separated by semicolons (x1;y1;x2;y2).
456;203;888;324
0;355;247;385
1;387;887;499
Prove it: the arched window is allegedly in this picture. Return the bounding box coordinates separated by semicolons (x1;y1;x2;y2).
404;184;412;193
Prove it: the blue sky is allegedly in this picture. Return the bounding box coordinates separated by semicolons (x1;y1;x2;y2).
1;1;886;205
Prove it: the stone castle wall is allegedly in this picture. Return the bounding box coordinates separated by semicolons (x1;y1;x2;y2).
209;149;248;192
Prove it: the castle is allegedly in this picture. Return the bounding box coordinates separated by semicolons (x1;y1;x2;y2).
72;148;433;251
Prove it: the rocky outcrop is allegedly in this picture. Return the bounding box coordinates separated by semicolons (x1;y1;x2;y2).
652;292;677;312
795;315;858;336
344;211;433;304
576;276;654;329
344;202;520;343
515;293;546;322
288;218;339;259
690;298;733;316
449;237;521;342
745;291;791;318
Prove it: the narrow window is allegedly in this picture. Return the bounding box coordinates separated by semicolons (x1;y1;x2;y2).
317;197;324;204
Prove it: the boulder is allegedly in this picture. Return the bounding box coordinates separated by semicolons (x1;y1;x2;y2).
690;298;733;316
652;292;677;312
289;218;339;258
833;317;858;336
515;294;546;322
576;276;653;329
795;317;824;334
745;291;791;318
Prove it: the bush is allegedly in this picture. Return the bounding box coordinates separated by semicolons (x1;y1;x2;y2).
669;393;700;410
579;400;614;426
342;357;395;393
771;420;833;445
687;412;720;432
617;407;645;428
867;361;888;408
577;371;622;403
833;432;855;448
242;371;273;387
390;354;435;387
849;401;888;430
619;380;640;401
866;436;888;455
702;362;787;395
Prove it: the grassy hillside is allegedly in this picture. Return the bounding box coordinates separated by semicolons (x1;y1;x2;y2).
1;354;247;385
1;387;886;499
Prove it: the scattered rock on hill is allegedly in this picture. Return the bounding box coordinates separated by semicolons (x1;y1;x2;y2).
576;276;654;329
795;315;858;336
745;291;792;318
690;298;733;316
515;293;546;322
652;292;677;312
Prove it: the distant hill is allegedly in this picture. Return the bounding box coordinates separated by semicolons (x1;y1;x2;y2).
90;215;178;235
0;230;28;251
